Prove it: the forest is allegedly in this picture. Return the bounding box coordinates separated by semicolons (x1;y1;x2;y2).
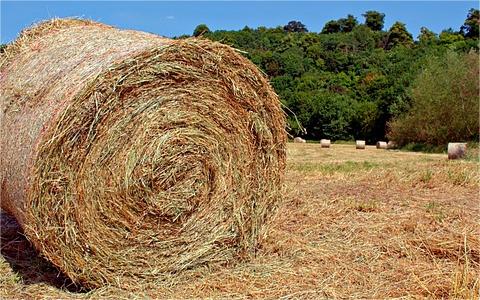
190;9;479;146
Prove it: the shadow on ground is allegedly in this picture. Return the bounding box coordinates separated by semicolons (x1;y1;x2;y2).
0;211;86;292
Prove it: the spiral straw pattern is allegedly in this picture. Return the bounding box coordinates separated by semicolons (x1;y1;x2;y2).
0;19;286;288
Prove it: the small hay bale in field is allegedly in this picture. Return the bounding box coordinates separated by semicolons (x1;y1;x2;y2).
387;141;397;149
448;143;467;160
0;19;286;289
320;139;331;148
376;141;387;149
356;140;366;149
294;137;306;143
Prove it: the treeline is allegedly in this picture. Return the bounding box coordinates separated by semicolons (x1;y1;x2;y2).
1;11;476;146
189;9;479;144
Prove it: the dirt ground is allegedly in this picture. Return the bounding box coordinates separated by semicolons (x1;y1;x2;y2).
1;143;478;299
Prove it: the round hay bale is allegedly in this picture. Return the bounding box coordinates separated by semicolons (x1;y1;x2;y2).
294;137;306;143
376;141;387;149
0;19;286;289
356;140;366;149
387;141;397;150
320;139;331;148
448;143;467;160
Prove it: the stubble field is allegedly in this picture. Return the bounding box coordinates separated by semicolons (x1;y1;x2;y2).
1;143;478;299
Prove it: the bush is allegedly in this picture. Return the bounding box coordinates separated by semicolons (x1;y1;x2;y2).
388;50;479;147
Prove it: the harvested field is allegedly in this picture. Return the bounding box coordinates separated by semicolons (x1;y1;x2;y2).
1;143;478;299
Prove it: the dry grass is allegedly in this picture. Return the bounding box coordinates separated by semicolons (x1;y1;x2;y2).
1;143;478;299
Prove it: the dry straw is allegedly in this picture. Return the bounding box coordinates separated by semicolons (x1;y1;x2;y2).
387;140;397;150
448;143;467;160
376;141;387;149
356;140;366;149
0;19;286;289
320;139;331;148
293;137;306;143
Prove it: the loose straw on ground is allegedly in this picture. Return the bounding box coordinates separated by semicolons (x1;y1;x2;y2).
0;19;286;289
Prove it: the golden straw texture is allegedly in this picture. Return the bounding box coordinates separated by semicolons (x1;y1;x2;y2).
0;19;286;289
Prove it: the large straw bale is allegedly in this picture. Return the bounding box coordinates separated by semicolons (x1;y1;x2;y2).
447;142;467;160
293;137;306;143
320;139;331;148
0;19;286;289
376;141;387;149
387;141;397;149
356;140;366;149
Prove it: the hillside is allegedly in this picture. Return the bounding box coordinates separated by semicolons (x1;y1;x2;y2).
192;9;479;144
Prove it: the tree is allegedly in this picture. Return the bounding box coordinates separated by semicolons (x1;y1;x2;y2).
418;27;437;44
280;47;306;77
322;15;357;34
322;20;341;34
352;25;375;50
388;51;479;146
338;14;358;33
284;21;308;33
201;14;470;142
460;8;479;38
439;28;464;44
386;22;413;49
193;24;210;37
362;11;385;31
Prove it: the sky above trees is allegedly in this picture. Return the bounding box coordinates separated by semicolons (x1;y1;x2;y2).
1;1;476;43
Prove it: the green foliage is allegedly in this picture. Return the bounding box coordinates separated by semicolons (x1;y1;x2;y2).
339;15;358;33
418;27;437;45
283;21;308;33
193;8;479;145
322;20;341;34
401;143;445;153
362;11;385;31
460;8;479;38
293;160;379;174
280;47;306;76
352;25;375;50
322;15;358;34
439;28;464;44
388;51;479;146
193;24;211;37
386;22;413;49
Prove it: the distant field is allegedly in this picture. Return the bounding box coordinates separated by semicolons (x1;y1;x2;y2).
1;143;478;299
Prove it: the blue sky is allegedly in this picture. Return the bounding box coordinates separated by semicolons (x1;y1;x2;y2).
1;1;477;44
